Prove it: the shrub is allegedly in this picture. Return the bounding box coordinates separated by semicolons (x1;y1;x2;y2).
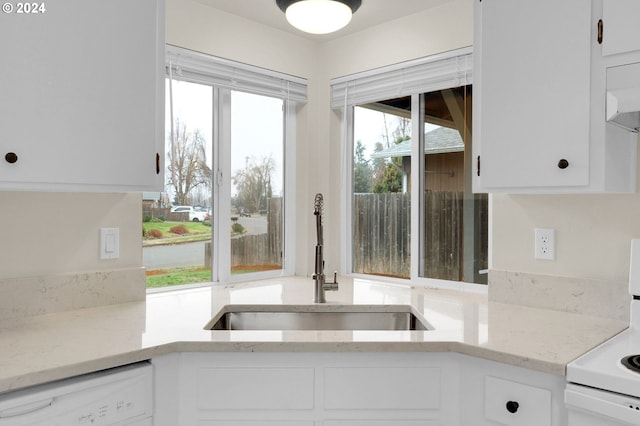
170;224;188;235
143;214;152;223
231;223;245;234
151;216;165;223
142;227;147;237
147;229;163;239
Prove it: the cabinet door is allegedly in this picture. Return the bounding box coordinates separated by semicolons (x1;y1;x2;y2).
475;0;592;190
195;367;315;411
323;366;441;411
602;0;640;57
0;0;164;191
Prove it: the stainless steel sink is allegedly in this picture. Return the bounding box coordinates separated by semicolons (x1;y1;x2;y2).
205;305;430;331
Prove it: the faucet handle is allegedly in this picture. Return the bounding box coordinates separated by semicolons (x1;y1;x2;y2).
324;271;339;291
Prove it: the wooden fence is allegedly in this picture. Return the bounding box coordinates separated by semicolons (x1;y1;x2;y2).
142;207;188;222
423;191;463;281
353;193;411;278
231;197;282;269
353;192;488;281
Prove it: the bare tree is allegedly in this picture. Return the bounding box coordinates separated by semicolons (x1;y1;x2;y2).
382;114;411;146
167;119;212;206
373;115;410;194
232;155;276;213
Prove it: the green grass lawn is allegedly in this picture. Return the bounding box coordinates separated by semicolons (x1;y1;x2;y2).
146;267;212;288
146;265;281;288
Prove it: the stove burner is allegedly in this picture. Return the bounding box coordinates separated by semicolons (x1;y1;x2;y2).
621;355;640;372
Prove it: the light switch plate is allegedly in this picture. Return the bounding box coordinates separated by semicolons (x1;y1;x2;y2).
100;228;119;260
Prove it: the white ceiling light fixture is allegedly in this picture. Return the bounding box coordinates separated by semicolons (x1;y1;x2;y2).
276;0;362;35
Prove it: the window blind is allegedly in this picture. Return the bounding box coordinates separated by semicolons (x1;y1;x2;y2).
331;47;472;108
166;45;308;102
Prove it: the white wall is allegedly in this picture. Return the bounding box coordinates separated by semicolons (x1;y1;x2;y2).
166;0;318;77
0;192;142;279
320;0;473;79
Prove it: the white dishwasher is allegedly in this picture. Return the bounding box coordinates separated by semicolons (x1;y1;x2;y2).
0;361;152;426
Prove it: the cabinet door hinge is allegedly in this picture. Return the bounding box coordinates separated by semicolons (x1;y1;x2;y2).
477;155;481;176
597;19;603;44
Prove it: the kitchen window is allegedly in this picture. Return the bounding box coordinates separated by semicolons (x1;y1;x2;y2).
333;47;487;288
352;97;412;278
143;46;305;289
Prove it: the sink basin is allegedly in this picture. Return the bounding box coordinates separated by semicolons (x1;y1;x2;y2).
205;305;430;331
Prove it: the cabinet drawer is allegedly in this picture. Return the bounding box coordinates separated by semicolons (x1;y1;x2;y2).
484;376;551;426
196;367;314;410
324;367;440;410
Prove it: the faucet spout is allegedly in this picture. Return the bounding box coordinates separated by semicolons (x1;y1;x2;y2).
312;193;338;303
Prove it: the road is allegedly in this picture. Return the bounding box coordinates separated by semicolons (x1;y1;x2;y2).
143;241;208;269
234;216;267;235
143;216;268;269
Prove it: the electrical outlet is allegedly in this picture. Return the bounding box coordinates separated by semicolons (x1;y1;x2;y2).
535;228;555;260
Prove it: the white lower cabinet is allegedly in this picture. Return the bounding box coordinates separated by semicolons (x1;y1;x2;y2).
152;352;567;426
153;352;457;425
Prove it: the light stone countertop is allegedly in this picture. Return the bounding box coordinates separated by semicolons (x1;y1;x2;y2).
0;276;628;394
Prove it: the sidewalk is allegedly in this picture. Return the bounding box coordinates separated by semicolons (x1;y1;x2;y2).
143;234;211;247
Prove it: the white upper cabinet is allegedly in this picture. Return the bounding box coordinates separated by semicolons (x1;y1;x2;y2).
473;0;638;193
0;0;165;192
602;0;640;57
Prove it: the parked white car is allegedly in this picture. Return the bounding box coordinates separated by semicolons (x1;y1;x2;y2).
171;206;208;222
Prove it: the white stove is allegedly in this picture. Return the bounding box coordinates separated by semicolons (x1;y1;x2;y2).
566;239;640;425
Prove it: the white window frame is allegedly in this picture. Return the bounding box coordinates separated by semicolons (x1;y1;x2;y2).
165;45;305;285
333;47;487;293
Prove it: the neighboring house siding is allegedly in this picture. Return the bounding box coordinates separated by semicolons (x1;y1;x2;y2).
425;151;465;192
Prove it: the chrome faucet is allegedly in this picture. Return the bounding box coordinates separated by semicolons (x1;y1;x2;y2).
312;193;338;303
